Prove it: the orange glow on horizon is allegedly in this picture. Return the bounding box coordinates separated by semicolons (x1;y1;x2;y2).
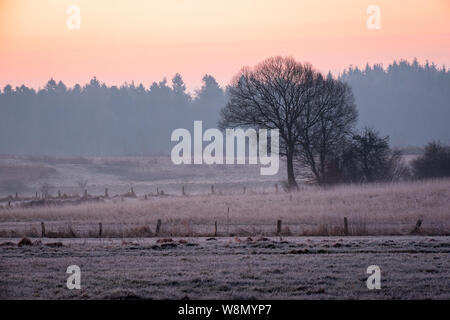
0;0;449;91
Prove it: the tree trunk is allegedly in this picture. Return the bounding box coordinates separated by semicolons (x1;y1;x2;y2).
286;150;298;190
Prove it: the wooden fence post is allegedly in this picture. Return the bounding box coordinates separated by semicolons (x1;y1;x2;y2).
155;219;162;236
410;219;423;234
105;188;108;197
243;186;246;194
84;189;88;199
415;219;422;230
277;219;282;235
344;217;349;236
98;222;103;238
182;186;186;196
275;184;278;193
214;221;218;237
41;222;46;238
227;207;230;236
211;185;215;194
15;192;18;199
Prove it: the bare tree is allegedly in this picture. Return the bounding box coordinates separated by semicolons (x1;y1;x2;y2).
220;56;332;189
350;128;391;182
295;75;358;184
330;128;406;183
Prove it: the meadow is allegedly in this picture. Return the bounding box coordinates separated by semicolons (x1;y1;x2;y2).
0;171;449;237
1;155;449;300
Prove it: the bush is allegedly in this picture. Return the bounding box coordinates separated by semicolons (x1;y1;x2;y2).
412;142;450;179
323;128;409;184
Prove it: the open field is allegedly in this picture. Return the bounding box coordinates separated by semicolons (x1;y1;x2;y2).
0;178;449;237
1;236;449;299
1;156;449;300
0;155;287;198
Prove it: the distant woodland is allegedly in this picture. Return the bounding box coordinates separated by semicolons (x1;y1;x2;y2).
0;59;448;156
340;59;450;147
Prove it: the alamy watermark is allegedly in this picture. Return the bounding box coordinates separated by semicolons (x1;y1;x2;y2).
64;4;380;31
171;121;279;175
366;265;381;290
66;265;81;289
366;5;381;30
66;5;81;30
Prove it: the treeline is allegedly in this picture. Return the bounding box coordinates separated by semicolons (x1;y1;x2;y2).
340;59;450;147
0;74;227;155
1;58;449;157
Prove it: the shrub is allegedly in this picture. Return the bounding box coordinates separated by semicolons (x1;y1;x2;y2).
322;128;410;184
412;142;450;179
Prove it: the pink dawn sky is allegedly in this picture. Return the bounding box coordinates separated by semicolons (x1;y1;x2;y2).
0;0;449;92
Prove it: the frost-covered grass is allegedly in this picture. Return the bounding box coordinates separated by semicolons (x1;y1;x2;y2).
1;178;449;236
1;236;449;299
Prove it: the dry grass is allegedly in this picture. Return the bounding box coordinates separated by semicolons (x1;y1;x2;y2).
0;179;449;237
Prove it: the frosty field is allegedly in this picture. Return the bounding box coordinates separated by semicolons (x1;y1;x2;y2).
1;156;449;300
1;236;449;299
